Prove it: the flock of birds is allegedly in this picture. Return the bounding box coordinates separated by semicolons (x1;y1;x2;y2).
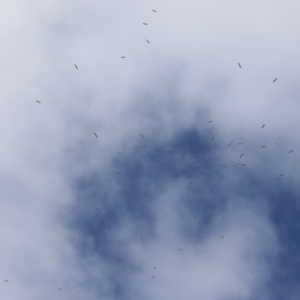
28;7;295;286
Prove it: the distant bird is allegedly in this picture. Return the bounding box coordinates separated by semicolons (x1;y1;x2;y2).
279;174;284;177
261;124;266;128
154;267;156;269
121;56;125;58
179;249;183;251
146;39;150;44
74;64;78;69
190;182;192;185
252;181;257;185
193;215;197;218
94;132;98;138
140;134;144;137
236;163;241;166
247;193;252;196
59;288;61;290
194;156;198;159
152;276;154;279
208;120;213;123
261;145;266;148
238;62;242;68
276;178;282;180
141;145;147;148
240;154;244;158
152;10;157;12
222;216;225;219
222;165;227;168
115;172;120;174
273;78;277;83
36;101;41;103
96;207;99;209
143;23;147;25
221;236;224;238
142;192;146;195
228;142;233;146
241;164;247;166
238;143;244;145
118;152;122;154
211;137;215;141
289;150;294;153
276;143;279;145
4;280;8;282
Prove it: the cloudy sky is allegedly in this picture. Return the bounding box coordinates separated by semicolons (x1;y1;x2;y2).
1;0;300;299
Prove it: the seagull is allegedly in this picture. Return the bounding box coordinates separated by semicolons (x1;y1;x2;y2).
140;134;144;137
228;142;233;146
94;132;98;138
261;145;266;148
143;23;147;25
238;62;242;68
273;78;277;82
74;64;78;69
240;154;244;158
211;137;215;141
261;124;266;128
121;56;125;58
289;150;294;153
208;120;213;123
152;10;157;12
36;101;41;103
146;39;150;44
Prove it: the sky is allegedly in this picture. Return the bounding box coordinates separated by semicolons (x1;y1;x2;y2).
1;0;300;299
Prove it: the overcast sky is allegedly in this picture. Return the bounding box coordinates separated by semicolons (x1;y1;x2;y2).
1;1;300;299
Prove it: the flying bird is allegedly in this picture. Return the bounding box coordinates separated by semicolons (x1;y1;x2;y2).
115;172;120;174
261;145;266;148
273;78;277;82
142;192;146;195
141;145;147;148
193;215;197;218
121;56;125;58
222;165;227;168
261;124;266;128
211;137;214;141
228;142;233;146
252;181;257;185
179;249;183;251
277;178;282;180
140;134;144;137
238;62;242;68
143;23;148;25
238;142;244;145
4;280;8;282
279;174;284;177
146;39;150;44
152;10;157;12
36;101;41;103
289;150;294;153
74;64;78;69
208;120;213;123
118;152;122;154
94;132;98;138
221;236;224;238
240;154;244;158
241;164;247;166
